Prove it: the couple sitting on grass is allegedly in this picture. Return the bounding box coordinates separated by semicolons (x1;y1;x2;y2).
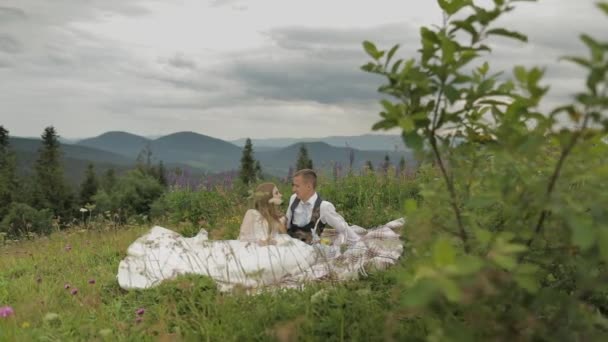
117;169;405;292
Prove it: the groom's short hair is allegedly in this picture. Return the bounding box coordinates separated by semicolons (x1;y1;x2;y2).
293;169;317;188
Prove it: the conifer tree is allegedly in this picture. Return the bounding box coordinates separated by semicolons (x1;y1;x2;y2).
296;144;313;170
158;160;167;187
0;126;18;221
382;154;391;173
239;138;257;185
398;156;406;175
33;126;73;218
80;163;99;205
102;168;117;192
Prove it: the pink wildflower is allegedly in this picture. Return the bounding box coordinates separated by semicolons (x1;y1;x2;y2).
0;306;14;318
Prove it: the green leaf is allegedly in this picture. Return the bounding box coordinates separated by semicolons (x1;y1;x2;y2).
491;254;517;270
580;34;604;62
473;228;492;247
385;44;400;67
402;131;424;150
401;280;438;307
372;119;397;131
450;19;477;39
514;66;527;84
486;28;528;42
571;221;597;251
438;0;472;15
399;117;415;133
445;255;485;276
363;40;383;60
599;2;608;15
437;276;462;302
500;243;527;254
514;274;539;293
478;61;490;76
444;85;460;103
360;62;378;73
433;237;456;267
561;56;592;69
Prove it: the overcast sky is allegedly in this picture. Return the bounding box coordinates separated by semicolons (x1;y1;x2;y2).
0;0;605;140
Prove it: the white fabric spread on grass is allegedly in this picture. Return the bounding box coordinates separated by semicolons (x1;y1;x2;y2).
117;215;405;292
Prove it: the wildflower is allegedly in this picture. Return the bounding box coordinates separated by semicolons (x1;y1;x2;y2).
21;321;31;328
88;279;96;285
135;316;143;324
65;244;72;252
70;288;78;295
64;283;71;290
0;306;14;318
136;308;145;316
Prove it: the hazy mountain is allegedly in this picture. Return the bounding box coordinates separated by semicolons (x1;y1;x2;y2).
64;131;416;176
11;137;134;166
77;131;242;172
231;134;408;152
150;132;242;171
9;137;136;186
256;142;413;176
78;131;151;158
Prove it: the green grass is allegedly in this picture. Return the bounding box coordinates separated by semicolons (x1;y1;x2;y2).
0;173;422;341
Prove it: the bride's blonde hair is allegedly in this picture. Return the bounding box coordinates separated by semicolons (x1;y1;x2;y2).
252;182;284;236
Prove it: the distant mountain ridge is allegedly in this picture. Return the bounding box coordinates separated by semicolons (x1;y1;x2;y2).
74;131;413;175
8;131;414;181
230;134;408;151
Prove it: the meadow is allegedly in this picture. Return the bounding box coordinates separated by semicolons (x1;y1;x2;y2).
1;172;421;341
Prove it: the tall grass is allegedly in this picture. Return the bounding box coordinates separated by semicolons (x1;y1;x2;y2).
0;173;420;341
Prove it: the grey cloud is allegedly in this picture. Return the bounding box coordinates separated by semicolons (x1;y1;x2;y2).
0;35;21;54
216;23;423;105
0;6;27;22
166;54;197;70
227;57;382;104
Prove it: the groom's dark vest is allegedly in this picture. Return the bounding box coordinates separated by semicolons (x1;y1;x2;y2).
288;195;326;242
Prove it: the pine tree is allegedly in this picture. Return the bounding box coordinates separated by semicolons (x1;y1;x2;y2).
158;161;167;187
0;126;18;221
136;143;154;176
33;126;73;218
382;154;391;174
296;144;313;170
287;166;294;183
254;160;263;181
79;163;99;206
102;168;117;192
239;138;257;185
398;156;406;176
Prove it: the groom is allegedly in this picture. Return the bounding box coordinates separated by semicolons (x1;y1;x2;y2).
285;169;361;246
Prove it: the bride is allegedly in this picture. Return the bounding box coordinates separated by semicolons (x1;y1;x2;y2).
117;182;405;292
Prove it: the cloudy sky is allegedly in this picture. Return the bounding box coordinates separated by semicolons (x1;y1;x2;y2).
0;0;605;140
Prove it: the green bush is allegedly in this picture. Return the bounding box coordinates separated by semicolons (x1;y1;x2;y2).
318;171;419;227
93;170;164;222
0;202;53;238
362;0;608;339
150;188;233;228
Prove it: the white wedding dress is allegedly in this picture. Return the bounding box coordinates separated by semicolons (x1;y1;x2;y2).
117;210;405;292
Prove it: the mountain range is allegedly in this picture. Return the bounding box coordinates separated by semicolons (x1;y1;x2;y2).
9;131;414;185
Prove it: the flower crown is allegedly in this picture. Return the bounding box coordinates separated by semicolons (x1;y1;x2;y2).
247;190;282;205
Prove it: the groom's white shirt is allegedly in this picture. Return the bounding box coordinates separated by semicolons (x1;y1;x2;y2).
286;193;360;245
